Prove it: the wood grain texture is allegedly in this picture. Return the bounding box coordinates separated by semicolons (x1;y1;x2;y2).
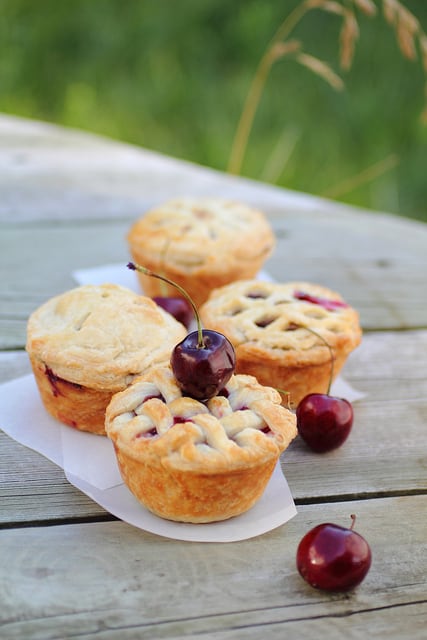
2;214;427;350
1;115;426;640
0;113;355;223
1;114;426;351
1;330;426;523
1;496;426;639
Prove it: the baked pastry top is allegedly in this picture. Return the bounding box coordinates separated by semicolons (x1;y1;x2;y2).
200;280;362;368
26;284;186;391
105;365;297;473
127;197;275;274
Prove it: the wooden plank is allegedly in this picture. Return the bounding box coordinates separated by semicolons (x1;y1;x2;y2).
1;212;427;350
0;431;109;525
0;353;110;524
0;350;31;383
1;115;427;349
0;113;362;224
1;331;426;524
0;222;131;349
285;398;427;499
284;330;427;500
343;330;427;401
0;496;426;639
267;209;427;331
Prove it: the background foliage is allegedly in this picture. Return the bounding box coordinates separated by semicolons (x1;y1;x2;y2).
0;0;426;221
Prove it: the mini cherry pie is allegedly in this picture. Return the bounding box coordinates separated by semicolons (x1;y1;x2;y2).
200;280;362;407
26;284;186;435
127;197;275;306
105;365;297;523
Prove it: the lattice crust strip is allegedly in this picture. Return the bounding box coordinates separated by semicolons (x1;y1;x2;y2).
106;366;297;470
200;280;361;353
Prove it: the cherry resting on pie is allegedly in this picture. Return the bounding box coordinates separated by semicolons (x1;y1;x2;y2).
127;262;236;400
296;515;372;592
295;304;354;453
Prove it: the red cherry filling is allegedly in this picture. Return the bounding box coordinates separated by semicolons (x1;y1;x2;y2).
235;405;272;435
137;427;158;439
136;415;193;440
173;415;192;425
260;425;272;435
144;393;166;403
286;322;299;331
44;365;83;397
293;290;349;311
255;315;276;328
246;290;268;299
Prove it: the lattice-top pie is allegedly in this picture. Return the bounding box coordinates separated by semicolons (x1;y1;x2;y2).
200;280;362;407
26;284;186;435
127;197;275;306
105;365;297;523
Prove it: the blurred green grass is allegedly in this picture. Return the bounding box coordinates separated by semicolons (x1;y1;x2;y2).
0;0;426;221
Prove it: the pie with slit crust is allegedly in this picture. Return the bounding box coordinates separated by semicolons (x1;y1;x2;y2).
26;284;186;435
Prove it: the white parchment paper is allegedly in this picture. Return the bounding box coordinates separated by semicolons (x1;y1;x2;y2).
0;374;297;542
0;263;364;542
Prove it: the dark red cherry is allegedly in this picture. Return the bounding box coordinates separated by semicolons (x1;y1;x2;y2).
171;329;236;400
127;262;236;400
153;296;193;329
296;515;372;592
296;393;353;453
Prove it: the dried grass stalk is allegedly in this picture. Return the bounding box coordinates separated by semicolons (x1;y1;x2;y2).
353;0;377;17
269;40;301;63
383;0;398;26
296;52;345;90
228;0;427;178
313;1;345;16
420;34;427;73
383;0;420;60
340;12;360;70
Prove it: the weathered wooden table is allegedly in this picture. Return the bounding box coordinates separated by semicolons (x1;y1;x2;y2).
1;113;426;639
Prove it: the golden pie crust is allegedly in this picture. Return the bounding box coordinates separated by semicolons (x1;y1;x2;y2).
127;197;275;306
26;284;186;435
105;365;297;523
200;280;362;407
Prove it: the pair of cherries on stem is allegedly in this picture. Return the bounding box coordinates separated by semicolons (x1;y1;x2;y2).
127;262;235;401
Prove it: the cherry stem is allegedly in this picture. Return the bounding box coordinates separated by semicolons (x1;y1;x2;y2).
275;387;291;409
300;325;335;395
350;514;356;530
127;262;204;348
